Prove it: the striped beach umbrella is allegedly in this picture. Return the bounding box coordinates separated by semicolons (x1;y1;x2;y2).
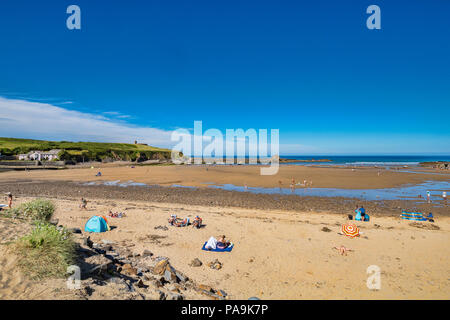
341;223;360;238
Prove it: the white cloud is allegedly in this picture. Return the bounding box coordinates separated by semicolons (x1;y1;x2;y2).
0;96;319;155
0;97;176;148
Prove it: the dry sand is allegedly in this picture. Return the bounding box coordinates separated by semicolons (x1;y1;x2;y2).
1;196;449;300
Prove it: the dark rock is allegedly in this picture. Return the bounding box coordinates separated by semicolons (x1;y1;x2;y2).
175;271;188;283
136;279;146;288
207;259;223;270
158;290;167;300
217;290;228;298
142;249;153;257
321;227;332;232
122;263;138;276
69;227;82;234
163;264;178;283
84;236;93;248
154;259;169;275
169;293;184;300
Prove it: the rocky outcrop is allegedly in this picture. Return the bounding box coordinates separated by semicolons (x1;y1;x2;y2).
72;234;228;300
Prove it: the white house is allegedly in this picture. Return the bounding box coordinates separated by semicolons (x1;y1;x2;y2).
19;149;61;161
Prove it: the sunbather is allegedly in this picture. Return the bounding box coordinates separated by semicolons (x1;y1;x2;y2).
193;216;202;228
333;245;353;256
217;235;231;249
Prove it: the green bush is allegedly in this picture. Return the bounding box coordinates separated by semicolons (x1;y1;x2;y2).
10;199;55;221
13;223;76;279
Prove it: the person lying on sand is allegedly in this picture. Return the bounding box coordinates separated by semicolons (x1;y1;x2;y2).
217;235;231;249
108;210;126;218
333;245;353;256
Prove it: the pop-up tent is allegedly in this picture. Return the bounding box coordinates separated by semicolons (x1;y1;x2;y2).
84;215;110;233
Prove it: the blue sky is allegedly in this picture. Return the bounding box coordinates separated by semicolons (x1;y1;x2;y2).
0;0;449;155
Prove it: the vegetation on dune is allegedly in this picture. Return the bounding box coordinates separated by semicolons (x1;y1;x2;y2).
7;198;75;279
0;137;172;163
13;222;76;279
9;199;55;221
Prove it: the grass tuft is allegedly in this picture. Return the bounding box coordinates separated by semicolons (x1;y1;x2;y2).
12;222;76;279
9;199;55;221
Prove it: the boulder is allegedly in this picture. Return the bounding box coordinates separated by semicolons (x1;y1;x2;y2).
153;259;169;275
189;258;202;267
142;249;153;257
163;264;178;283
122;263;138;276
207;259;223;270
69;227;82;234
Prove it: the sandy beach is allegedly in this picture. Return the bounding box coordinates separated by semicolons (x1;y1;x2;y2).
1;194;449;300
0;164;449;300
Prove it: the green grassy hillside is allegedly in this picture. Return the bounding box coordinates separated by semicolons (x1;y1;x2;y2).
0;137;172;163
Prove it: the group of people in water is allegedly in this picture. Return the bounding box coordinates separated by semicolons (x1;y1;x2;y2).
276;177;313;192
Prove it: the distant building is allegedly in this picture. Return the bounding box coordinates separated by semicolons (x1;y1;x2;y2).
18;149;61;161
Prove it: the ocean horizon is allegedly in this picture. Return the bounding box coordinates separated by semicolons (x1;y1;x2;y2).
279;155;450;166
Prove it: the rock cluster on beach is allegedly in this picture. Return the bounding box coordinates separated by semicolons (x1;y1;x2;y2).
73;234;228;300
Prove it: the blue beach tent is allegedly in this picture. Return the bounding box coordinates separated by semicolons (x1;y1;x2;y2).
84;215;110;233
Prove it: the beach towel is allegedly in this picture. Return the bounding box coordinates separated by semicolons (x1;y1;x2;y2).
202;241;234;252
401;211;427;221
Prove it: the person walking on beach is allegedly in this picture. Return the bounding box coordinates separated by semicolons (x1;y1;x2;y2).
443;191;447;205
426;191;431;203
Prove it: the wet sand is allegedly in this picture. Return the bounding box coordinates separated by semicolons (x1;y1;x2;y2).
0;164;449;189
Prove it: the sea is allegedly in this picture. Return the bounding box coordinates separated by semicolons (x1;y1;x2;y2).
279;155;450;167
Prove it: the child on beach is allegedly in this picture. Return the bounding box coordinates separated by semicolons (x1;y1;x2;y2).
80;198;88;210
193;216;202;228
7;193;13;209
